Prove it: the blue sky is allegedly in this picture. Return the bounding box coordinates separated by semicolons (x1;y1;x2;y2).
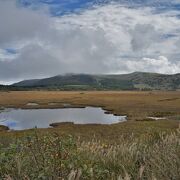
0;0;180;83
18;0;180;15
19;0;95;15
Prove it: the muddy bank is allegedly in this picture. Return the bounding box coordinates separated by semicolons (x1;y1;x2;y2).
50;122;74;127
0;125;9;131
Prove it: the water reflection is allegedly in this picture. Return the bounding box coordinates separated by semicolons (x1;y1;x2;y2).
0;107;126;130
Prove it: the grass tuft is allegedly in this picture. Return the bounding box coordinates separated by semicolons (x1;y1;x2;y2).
0;128;179;179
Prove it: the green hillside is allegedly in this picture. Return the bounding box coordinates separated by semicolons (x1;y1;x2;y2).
10;72;180;90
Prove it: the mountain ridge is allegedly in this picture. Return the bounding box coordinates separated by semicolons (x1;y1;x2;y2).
11;72;180;90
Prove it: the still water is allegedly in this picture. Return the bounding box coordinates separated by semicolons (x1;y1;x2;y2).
0;107;126;130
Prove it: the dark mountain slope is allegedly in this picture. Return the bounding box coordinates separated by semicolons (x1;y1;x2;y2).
13;79;40;87
12;72;180;90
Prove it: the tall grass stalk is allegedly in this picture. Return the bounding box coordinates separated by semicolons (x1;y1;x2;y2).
0;128;179;179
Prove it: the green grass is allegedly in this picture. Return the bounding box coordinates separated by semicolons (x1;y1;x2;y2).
0;128;179;179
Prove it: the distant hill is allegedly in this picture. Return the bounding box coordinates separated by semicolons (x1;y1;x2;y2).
11;72;180;90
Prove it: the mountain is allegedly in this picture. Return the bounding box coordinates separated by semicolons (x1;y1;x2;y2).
12;72;180;90
98;72;180;90
13;74;98;87
12;74;134;90
13;79;40;87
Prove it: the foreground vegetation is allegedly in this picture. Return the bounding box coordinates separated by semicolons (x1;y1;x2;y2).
0;128;179;179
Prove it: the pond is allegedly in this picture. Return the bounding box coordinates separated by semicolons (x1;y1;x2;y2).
0;107;126;130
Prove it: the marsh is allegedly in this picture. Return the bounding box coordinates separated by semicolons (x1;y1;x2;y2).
0;107;126;130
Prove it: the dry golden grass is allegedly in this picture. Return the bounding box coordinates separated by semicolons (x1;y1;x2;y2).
0;91;179;140
0;91;180;119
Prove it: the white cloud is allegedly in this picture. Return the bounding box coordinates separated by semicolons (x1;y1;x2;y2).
123;56;180;74
0;1;50;47
0;1;180;82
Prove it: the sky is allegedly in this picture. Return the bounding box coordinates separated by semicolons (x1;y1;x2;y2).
0;0;180;84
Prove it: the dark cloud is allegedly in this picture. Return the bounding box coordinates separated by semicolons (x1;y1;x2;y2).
131;24;160;51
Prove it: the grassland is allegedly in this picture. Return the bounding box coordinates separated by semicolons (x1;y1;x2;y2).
0;91;180;119
0;91;179;179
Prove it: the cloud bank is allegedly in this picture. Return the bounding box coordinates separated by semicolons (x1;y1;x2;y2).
0;0;180;83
